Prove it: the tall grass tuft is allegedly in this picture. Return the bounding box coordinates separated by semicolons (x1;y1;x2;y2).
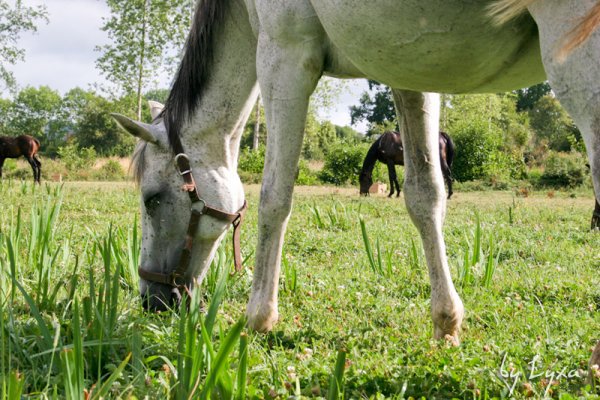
281;254;298;294
174;255;248;400
359;217;393;277
83;227;123;383
458;213;500;288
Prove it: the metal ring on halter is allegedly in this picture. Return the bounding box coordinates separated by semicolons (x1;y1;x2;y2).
169;272;187;288
191;198;206;214
174;153;192;175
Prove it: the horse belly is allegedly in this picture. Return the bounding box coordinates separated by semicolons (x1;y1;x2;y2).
311;0;546;93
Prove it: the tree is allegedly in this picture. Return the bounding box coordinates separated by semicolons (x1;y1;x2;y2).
76;96;136;157
349;80;396;135
514;82;551;112
6;85;62;139
0;0;47;92
529;94;581;152
96;0;194;120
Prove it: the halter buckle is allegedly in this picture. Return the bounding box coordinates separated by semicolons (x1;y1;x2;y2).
174;153;192;175
169;272;186;288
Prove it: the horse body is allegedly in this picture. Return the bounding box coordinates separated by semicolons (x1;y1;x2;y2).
359;131;454;198
309;0;545;92
0;135;41;183
113;0;600;363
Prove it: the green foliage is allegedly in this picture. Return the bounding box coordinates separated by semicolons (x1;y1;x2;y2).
529;95;582;152
76;96;136;156
540;151;588;187
238;147;265;175
57;144;97;172
97;160;125;181
334;125;362;143
296;159;319;186
0;1;47;91
319;143;368;185
445;94;527;182
514;82;551;112
450;119;500;181
4;86;62;141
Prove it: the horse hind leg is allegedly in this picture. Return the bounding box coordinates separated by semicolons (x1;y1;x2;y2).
392;89;463;343
34;155;42;183
528;3;600;226
591;199;600;230
0;158;4;179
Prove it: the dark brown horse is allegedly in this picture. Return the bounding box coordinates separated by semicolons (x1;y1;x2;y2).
0;135;42;183
359;131;454;198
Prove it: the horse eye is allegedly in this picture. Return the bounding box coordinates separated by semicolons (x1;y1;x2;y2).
143;192;162;213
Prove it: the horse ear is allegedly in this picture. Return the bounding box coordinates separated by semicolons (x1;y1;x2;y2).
111;113;158;144
148;101;164;120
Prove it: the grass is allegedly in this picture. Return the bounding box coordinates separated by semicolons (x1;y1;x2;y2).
0;180;599;398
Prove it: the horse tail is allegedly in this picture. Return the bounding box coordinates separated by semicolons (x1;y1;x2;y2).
557;2;600;62
487;0;536;26
441;131;455;168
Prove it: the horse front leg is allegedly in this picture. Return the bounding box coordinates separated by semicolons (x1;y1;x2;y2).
392;89;463;343
442;163;453;199
386;162;398;197
246;29;323;332
0;158;4;179
26;157;39;184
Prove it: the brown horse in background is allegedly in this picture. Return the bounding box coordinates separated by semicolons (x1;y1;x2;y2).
359;131;454;198
0;135;42;183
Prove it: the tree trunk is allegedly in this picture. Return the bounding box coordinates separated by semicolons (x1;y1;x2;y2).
136;0;150;121
252;93;261;151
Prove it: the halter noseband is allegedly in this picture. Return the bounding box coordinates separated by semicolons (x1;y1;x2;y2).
138;135;247;292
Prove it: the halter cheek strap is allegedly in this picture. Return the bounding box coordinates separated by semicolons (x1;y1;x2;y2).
137;149;247;291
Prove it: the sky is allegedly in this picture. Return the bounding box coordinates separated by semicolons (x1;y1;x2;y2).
11;0;369;131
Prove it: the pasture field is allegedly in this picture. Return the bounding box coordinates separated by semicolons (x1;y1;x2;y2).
0;180;599;399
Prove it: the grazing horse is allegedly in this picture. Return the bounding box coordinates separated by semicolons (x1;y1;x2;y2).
359;131;454;198
0;135;41;183
112;0;600;366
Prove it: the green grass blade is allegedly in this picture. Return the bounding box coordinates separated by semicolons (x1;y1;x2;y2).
327;348;347;400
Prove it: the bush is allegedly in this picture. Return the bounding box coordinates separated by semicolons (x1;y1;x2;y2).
319;143;368;185
540;151;588;187
93;159;125;181
451;120;525;182
238;147;265;175
296;160;319;185
58;144;97;172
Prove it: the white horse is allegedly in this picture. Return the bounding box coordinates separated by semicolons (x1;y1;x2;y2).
113;0;600;366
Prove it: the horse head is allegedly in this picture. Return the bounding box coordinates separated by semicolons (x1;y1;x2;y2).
112;102;245;311
359;170;372;196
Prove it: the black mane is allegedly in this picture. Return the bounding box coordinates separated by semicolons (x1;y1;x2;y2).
162;0;228;149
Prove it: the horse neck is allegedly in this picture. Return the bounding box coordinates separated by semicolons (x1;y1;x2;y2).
178;1;258;170
361;138;381;175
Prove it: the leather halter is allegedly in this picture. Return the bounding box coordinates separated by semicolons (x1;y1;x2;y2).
138;133;247;290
